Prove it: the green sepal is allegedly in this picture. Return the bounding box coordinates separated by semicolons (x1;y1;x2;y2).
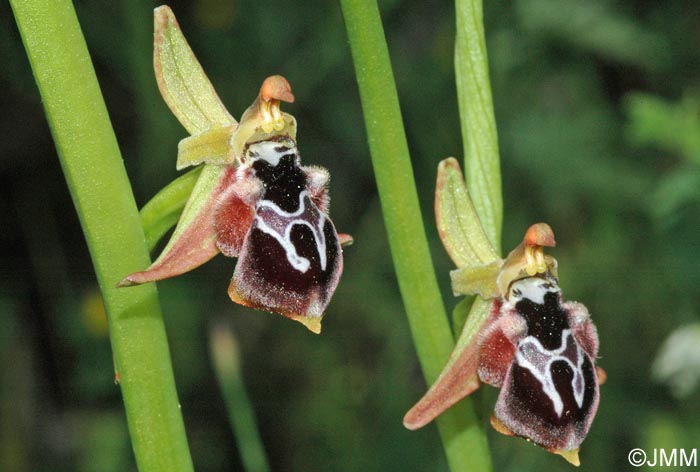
451;295;473;338
119;165;230;286
154;5;235;135
435;158;499;269
150;164;227;263
139;166;202;251
403;296;493;430
452;296;492;360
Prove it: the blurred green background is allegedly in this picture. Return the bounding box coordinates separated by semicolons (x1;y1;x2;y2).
2;0;700;471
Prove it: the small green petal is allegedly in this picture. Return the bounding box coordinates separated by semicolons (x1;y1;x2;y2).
176;125;236;170
449;260;502;298
435;157;499;268
154;6;235;135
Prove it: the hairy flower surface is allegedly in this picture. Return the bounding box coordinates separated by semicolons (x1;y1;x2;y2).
404;158;602;465
119;7;351;333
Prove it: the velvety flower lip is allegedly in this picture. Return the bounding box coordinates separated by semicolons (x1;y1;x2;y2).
404;158;601;466
118;6;350;333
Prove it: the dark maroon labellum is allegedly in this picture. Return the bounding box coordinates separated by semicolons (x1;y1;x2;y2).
483;276;599;455
218;138;343;333
404;273;601;465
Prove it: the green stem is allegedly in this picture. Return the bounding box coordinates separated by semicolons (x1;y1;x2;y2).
10;1;194;470
455;0;503;252
340;1;492;470
210;322;270;472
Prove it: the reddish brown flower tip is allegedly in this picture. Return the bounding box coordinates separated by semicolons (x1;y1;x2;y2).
338;233;354;247
596;366;608;385
490;415;515;436
260;75;295;104
524;222;556;248
116;278;136;288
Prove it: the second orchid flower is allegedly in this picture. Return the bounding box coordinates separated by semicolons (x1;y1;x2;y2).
404;158;603;466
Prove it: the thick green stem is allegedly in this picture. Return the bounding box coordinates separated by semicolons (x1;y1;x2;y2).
340;1;492;470
10;1;193;470
455;0;503;252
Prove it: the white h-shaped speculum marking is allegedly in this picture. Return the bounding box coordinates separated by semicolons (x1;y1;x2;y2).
255;191;327;273
515;330;586;418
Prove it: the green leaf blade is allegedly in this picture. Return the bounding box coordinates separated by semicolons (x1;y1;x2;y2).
455;0;503;252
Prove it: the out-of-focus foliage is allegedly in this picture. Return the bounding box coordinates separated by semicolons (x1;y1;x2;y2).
1;0;699;471
625;92;700;230
652;323;700;399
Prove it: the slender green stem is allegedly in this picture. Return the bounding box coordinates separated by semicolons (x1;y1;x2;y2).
455;0;502;252
210;322;270;472
10;1;193;470
340;1;492;470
